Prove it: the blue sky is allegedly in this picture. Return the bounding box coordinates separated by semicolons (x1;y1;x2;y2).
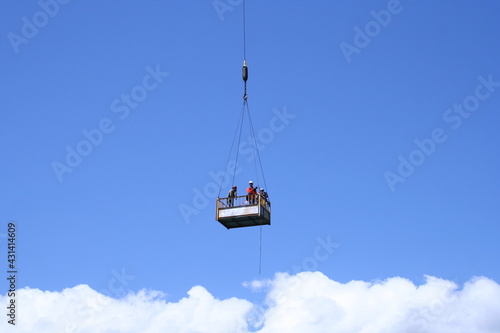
1;1;500;331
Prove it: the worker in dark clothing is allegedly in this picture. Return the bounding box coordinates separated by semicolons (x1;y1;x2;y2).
259;188;268;202
246;181;258;204
228;185;237;207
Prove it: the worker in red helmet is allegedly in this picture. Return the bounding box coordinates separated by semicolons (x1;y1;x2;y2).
228;185;237;207
246;181;258;204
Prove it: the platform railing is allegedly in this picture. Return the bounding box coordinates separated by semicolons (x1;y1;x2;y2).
217;194;270;211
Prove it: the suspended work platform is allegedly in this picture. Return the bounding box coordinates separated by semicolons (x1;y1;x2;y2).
216;195;271;229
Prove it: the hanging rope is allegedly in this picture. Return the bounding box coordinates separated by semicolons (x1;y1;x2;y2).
243;0;266;275
245;100;268;192
242;0;248;101
217;104;245;197
232;105;245;186
217;99;268;199
259;225;263;274
243;0;247;61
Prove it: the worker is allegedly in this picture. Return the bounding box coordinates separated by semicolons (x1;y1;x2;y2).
227;185;237;207
246;181;258;204
259;188;268;200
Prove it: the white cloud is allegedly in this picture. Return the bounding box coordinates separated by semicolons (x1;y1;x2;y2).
2;272;500;333
1;284;252;333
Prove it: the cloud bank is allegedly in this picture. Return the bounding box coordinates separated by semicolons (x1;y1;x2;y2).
2;272;500;333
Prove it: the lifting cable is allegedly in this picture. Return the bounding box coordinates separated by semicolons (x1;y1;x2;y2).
242;0;266;275
217;0;267;197
215;0;267;274
242;0;247;100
